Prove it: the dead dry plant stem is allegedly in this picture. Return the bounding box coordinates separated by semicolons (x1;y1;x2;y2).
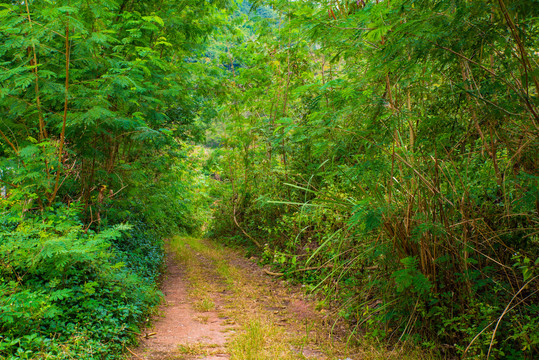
497;0;539;96
263;263;334;277
410;32;539;125
125;346;143;359
49;17;70;206
25;1;48;141
465;288;538;356
229;170;262;249
232;200;262;249
487;275;539;359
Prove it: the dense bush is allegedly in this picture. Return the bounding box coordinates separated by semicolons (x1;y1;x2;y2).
0;0;227;356
207;0;539;358
0;203;162;359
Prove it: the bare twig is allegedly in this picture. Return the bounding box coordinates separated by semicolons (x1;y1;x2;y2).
48;15;71;206
263;264;334;277
124;346;143;359
487;275;539;359
24;1;48;140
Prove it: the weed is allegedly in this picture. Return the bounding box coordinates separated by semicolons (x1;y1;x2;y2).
194;298;216;312
195;315;210;323
177;342;208;355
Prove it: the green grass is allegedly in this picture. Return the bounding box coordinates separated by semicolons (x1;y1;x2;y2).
194;297;216;312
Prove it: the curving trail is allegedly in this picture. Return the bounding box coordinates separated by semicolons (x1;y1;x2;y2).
127;237;357;360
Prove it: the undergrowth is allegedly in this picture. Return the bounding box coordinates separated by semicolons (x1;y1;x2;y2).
0;203;161;359
206;1;539;358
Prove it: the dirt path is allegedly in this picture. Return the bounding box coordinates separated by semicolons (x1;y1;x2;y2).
127;245;230;360
126;237;387;360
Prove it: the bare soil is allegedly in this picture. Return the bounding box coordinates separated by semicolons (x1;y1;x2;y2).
126;251;231;360
126;237;355;360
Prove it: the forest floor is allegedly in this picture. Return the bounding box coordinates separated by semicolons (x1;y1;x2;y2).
125;237;419;360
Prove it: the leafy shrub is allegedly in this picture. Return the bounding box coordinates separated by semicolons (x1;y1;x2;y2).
0;203;161;359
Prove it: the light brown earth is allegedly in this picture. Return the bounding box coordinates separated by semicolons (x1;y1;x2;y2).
127;248;229;360
126;236;428;360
